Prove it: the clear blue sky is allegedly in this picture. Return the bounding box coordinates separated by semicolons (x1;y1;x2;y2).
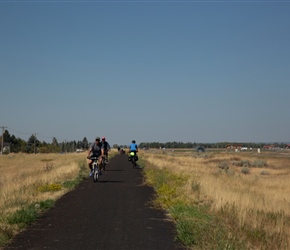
1;0;289;145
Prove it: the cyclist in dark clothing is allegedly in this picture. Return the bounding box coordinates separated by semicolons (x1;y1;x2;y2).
87;137;105;176
101;137;111;163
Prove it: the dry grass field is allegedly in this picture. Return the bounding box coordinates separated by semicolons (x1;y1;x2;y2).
1;149;290;249
0;152;88;246
0;153;87;204
140;148;290;249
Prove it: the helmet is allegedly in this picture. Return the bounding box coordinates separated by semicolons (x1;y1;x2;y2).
132;140;136;143
101;137;106;141
95;137;100;141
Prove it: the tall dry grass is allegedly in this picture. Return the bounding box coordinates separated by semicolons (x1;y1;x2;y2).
0;152;86;217
140;149;290;249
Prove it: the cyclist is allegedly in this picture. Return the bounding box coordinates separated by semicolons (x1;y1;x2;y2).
128;140;138;161
87;137;105;176
101;136;111;163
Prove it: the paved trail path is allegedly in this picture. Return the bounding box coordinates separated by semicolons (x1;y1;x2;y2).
5;154;186;250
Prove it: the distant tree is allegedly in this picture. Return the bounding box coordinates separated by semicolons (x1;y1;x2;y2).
82;137;89;150
72;140;77;152
76;140;82;150
39;141;49;153
61;142;65;153
52;137;58;146
10;136;26;153
66;142;72;152
26;134;39;153
3;130;11;142
50;137;60;153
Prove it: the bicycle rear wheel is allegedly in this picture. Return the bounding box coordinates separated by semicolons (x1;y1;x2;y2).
93;164;99;182
103;159;106;171
132;158;136;168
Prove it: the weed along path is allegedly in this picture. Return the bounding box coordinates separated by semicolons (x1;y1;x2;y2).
5;154;185;250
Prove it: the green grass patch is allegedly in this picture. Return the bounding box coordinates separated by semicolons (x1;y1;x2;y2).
7;199;54;227
144;167;188;208
1;199;55;246
171;203;248;249
170;204;212;246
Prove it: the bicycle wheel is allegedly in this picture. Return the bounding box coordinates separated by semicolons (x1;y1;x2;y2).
103;158;106;171
93;164;99;182
132;157;136;168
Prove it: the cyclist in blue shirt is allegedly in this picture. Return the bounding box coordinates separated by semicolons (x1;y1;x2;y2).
128;140;138;161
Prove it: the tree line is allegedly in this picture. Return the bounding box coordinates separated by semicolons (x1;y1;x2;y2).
1;129;288;154
0;130;90;154
138;141;288;150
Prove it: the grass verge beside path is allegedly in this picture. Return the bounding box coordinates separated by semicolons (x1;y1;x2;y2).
141;150;290;250
143;162;246;249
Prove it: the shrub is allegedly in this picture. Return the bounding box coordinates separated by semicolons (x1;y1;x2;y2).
231;160;243;167
43;162;54;172
251;160;267;168
260;171;270;175
241;167;250;174
191;181;201;192
241;160;251;167
232;160;251;167
217;161;229;170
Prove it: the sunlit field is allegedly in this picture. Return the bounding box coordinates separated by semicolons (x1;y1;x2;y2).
1;148;290;249
140;148;290;249
0;153;86;213
0;151;105;246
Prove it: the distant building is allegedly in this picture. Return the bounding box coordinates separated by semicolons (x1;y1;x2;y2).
263;144;280;150
0;142;11;154
226;144;243;150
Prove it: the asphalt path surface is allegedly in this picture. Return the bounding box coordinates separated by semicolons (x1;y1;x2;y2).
5;154;186;250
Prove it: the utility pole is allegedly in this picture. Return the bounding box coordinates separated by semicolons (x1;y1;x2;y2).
1;126;8;155
34;133;36;154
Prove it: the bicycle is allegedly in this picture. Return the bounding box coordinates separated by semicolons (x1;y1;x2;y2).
91;157;100;182
102;156;107;171
129;152;138;168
